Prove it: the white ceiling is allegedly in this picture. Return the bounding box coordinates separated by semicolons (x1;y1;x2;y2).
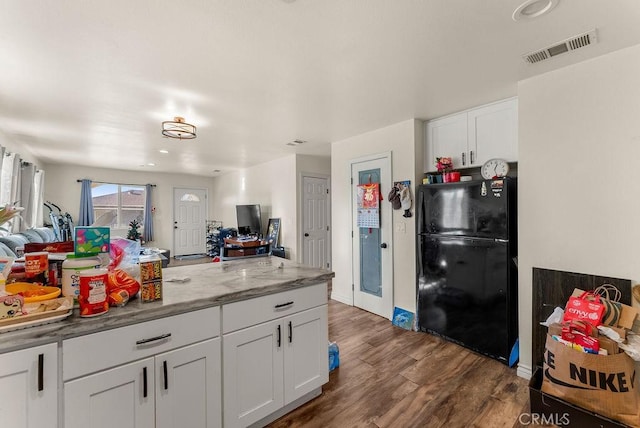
1;0;640;176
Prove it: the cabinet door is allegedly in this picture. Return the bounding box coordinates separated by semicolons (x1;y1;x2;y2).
283;305;329;404
425;113;468;172
223;320;283;428
64;358;155;428
467;98;518;166
156;338;221;428
0;343;57;428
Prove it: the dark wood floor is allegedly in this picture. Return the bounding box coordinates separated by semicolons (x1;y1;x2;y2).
268;300;531;428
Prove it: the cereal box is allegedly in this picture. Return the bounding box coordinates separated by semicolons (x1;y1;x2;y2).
139;254;163;302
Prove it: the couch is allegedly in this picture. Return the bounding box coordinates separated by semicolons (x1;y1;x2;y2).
0;227;58;257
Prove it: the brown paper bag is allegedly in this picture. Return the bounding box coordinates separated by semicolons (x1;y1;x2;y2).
542;334;640;427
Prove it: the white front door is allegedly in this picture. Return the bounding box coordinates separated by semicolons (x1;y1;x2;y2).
351;153;393;320
302;175;330;269
173;188;207;257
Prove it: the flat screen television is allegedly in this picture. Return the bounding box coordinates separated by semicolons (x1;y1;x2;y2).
236;204;262;236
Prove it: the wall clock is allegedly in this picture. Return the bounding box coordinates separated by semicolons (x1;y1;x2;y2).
481;158;509;179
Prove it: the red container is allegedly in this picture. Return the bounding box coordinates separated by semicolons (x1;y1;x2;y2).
78;268;109;317
443;171;461;183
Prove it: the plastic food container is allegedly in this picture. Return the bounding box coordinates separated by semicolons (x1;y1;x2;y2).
5;282;62;303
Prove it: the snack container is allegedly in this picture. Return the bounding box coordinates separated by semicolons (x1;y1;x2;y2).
24;252;48;284
78;268;109;317
139;255;163;302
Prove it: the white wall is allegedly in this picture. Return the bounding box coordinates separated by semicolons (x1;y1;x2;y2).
210;155;298;259
209;154;331;263
517;44;640;377
330;119;423;314
43;163;214;251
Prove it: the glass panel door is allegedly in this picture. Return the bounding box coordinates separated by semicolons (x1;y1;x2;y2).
358;168;382;297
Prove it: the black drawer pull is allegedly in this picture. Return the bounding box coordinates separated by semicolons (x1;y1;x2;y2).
288;321;292;343
136;333;172;346
143;367;148;398
277;325;281;347
274;301;294;309
38;353;44;392
163;360;168;390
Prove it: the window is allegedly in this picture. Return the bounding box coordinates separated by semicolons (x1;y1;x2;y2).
91;183;146;228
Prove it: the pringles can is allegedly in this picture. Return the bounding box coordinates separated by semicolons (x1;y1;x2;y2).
78;268;109;317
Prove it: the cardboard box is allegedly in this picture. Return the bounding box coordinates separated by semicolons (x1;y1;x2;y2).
529;367;626;428
139;255;162;302
75;227;110;256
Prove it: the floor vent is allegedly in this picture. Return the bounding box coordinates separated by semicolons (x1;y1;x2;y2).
523;29;598;64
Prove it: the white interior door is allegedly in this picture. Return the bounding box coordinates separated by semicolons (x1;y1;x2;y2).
173;188;207;257
351;153;393;319
302;175;330;269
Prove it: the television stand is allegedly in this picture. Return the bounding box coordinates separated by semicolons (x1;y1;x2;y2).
222;237;270;260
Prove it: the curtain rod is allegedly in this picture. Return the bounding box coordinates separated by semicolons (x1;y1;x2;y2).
77;179;156;187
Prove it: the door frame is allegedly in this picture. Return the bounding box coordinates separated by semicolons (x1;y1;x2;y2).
297;172;331;267
172;187;209;257
349;151;394;318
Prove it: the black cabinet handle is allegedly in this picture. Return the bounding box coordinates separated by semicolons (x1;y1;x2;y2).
274;301;293;309
143;367;148;398
380;243;387;249
136;333;172;346
470;150;474;164
288;321;292;343
462;152;466;166
163;361;168;390
277;325;281;347
38;353;44;392
304;233;309;237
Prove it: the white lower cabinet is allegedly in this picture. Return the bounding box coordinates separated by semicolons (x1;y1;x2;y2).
65;338;221;428
63;307;222;428
64;357;155;428
156;339;221;428
0;343;58;428
223;298;328;428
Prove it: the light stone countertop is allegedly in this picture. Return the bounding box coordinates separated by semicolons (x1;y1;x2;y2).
0;257;334;354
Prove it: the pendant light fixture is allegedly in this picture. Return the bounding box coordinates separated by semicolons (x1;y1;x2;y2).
162;116;196;140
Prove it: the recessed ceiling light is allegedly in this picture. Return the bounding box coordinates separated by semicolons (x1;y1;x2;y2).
213;169;221;173
147;163;156;167
512;0;559;21
159;149;169;154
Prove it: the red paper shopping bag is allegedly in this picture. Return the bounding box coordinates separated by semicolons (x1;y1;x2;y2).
563;291;605;327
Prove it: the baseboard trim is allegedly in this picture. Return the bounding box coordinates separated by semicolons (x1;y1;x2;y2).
248;387;322;428
517;364;532;380
330;291;352;306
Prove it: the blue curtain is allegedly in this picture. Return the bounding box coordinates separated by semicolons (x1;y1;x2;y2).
78;179;94;226
143;184;154;242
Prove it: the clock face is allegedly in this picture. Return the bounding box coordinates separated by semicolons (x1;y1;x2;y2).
481;158;509;179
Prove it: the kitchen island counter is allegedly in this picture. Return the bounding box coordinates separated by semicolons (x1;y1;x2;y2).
0;257;334;354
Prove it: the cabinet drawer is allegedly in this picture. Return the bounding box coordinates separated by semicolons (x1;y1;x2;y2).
63;306;220;381
222;283;327;334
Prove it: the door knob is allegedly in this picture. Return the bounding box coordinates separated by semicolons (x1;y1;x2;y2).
380;243;388;248
304;233;309;237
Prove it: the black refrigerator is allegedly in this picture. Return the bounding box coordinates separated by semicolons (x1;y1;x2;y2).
416;178;518;364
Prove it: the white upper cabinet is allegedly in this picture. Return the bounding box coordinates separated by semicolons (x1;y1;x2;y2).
424;97;518;172
425;113;468;172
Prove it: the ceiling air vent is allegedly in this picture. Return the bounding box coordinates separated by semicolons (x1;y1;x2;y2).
523;29;598;64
